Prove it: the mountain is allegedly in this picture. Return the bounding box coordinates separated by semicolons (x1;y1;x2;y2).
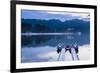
21;19;90;33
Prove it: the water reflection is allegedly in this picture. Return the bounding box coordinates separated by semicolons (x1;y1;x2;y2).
21;32;90;47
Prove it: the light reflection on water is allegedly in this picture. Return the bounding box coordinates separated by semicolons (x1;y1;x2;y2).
21;32;90;47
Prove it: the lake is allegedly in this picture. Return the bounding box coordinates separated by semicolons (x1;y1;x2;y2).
21;32;90;63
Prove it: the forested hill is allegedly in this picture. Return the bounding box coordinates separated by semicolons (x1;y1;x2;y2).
21;19;90;33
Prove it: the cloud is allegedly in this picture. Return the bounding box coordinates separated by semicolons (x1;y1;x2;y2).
78;45;90;60
22;10;90;22
46;11;70;15
46;11;88;16
37;51;58;61
21;44;90;63
36;45;90;61
46;11;90;21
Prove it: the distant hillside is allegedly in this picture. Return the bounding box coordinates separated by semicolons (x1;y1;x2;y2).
21;19;90;33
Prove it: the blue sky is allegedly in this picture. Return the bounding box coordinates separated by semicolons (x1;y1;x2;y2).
21;10;90;22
